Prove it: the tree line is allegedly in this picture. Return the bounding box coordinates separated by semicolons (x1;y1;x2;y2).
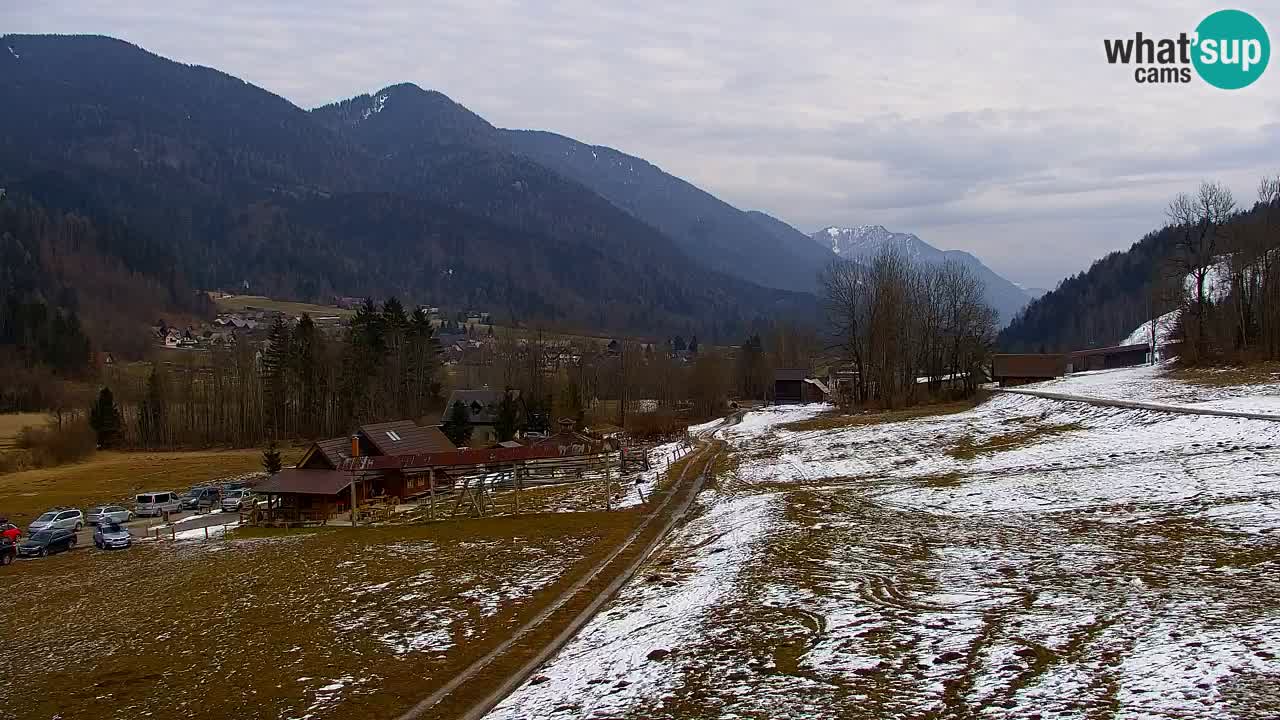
822;249;997;408
1161;178;1280;364
1001;174;1280;360
90;299;443;449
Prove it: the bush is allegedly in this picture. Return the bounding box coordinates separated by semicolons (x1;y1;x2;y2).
16;419;97;469
624;410;688;439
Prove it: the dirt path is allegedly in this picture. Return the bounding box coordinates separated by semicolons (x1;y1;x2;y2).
398;436;724;720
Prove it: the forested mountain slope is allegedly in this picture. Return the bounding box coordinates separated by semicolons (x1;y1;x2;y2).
503;130;833;293
0;34;816;343
998;224;1184;352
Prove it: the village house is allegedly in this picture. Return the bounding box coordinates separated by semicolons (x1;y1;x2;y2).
252;420;456;525
441;389;517;446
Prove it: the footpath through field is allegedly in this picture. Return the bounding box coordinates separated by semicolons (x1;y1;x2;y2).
398;420;729;720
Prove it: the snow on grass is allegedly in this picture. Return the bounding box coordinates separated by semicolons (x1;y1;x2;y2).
486;491;780;719
1029;362;1280;416
490;378;1280;719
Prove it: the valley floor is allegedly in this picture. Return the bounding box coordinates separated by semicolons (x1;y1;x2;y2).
489;366;1280;719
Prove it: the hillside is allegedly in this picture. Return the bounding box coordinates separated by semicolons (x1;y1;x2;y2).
811;225;1032;324
0;34;816;341
997;224;1183;352
504;131;833;293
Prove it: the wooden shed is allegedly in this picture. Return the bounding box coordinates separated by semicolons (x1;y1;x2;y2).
991;354;1069;387
775;368;825;404
1069;344;1150;372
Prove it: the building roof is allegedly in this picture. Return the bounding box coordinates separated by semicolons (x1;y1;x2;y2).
442;389;506;424
1069;343;1149;358
299;420;456;469
359;420;456;456
308;437;352;468
255;469;353;496
775;368;809;381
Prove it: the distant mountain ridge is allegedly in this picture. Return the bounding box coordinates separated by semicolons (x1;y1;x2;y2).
503;131;833;293
811;225;1032;325
0;34;816;342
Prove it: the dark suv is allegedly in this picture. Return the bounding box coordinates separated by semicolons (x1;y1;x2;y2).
180;486;221;512
18;527;76;558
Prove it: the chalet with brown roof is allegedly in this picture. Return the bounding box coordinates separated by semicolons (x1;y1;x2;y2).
256;420;456;524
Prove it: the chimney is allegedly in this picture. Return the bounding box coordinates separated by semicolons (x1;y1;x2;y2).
351;434;360;459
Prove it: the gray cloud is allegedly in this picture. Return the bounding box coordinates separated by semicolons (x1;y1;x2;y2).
5;0;1279;287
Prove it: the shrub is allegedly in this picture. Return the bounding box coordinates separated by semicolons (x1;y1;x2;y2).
16;419;97;468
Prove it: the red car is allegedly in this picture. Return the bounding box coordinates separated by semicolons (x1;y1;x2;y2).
0;523;19;543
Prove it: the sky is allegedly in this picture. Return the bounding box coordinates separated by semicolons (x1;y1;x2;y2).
6;1;1279;289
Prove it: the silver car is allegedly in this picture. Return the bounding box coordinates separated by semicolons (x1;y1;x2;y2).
220;489;253;512
28;507;84;534
93;521;132;550
87;505;133;525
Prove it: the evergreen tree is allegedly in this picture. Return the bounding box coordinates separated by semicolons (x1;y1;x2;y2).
88;386;122;448
138;367;168;447
261;440;283;474
494;389;519;442
261;315;290;436
442;401;473;447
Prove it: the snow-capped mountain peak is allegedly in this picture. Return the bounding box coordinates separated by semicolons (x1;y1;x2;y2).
810;224;1033;326
815;225;936;261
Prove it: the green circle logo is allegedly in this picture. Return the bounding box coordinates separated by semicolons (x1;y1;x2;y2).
1193;9;1270;89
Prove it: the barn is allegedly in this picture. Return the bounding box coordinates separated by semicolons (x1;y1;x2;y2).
1069;344;1150;372
991;354;1069;387
774;368;825;405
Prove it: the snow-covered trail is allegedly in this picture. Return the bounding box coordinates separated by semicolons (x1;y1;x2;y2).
488;368;1280;720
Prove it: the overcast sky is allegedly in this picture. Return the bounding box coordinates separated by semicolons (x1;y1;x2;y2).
7;1;1279;288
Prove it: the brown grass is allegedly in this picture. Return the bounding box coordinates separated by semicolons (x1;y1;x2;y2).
0;448;293;524
1167;361;1280;388
0;511;643;720
212;293;357;318
947;422;1082;460
0;412;52;450
780;398;984;433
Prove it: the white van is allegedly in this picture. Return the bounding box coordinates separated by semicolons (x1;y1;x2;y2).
134;491;181;517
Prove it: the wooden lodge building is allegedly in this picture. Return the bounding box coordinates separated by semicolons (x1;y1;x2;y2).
251;419;614;526
253;420;457;524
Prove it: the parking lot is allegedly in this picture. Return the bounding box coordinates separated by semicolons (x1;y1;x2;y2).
5;481;259;562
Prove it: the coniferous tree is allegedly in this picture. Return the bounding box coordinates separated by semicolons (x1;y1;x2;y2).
138;367;168;447
261;440;283;474
442;400;473;447
88;386;123;448
494;389;519;442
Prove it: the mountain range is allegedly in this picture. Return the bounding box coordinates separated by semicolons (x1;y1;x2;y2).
0;33;1036;351
0;34;822;346
810;225;1034;324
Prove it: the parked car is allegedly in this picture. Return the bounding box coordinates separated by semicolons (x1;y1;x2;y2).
180;486;221;512
87;505;133;525
93;521;132;550
220;480;251;492
28;507;84;534
0;537;15;566
220;489;253;512
0;522;20;543
134;491;181;518
18;527;76;557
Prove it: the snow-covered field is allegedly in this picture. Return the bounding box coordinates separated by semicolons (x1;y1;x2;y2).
490;367;1280;719
1035;362;1280;416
